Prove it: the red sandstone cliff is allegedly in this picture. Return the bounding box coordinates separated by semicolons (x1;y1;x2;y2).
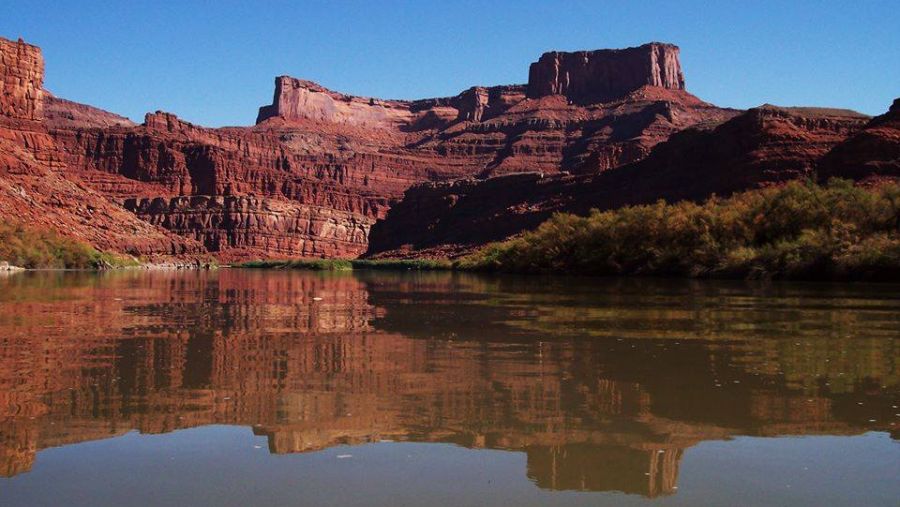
0;37;202;257
819;98;900;181
22;37;733;259
1;35;894;261
366;105;873;257
526;43;685;103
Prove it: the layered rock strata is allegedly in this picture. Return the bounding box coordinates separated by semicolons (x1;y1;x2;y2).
3;34;892;260
819;98;900;181
125;195;371;259
0;37;43;124
366;105;873;257
31;38;734;258
526;43;685;103
0;37;202;257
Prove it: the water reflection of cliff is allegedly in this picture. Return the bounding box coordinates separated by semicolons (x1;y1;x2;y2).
0;271;897;497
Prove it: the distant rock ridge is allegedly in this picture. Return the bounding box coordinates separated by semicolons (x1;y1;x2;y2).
5;33;895;262
43;94;135;129
365;103;882;258
256;43;686;126
256;75;527;127
819;97;900;181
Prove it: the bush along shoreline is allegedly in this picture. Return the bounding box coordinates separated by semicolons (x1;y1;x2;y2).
0;222;140;270
239;259;453;271
455;179;900;281
8;180;898;280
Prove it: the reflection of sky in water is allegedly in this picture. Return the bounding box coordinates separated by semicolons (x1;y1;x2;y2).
1;428;896;507
0;270;897;506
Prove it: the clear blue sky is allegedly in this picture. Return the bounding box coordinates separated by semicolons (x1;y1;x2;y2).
3;1;898;126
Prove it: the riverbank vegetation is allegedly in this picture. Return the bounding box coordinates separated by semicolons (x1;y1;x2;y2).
457;179;900;280
0;222;139;269
239;258;453;271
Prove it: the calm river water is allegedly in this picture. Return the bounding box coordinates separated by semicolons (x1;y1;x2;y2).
0;270;897;506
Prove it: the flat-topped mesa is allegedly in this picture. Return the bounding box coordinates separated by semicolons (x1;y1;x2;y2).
256;76;416;126
256;75;526;127
0;37;44;125
526;42;685;104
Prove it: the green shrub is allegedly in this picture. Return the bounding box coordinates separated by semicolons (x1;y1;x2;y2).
240;259;353;271
0;222;136;269
238;258;452;271
350;259;452;271
457;179;900;280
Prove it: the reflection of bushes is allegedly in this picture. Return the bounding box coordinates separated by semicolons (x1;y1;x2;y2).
0;222;138;269
457;180;900;280
240;259;452;271
241;259;354;271
350;259;452;271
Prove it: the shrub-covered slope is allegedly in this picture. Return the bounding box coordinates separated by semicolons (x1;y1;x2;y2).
458;180;900;280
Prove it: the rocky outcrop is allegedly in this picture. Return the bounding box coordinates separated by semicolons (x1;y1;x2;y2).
125;195;372;258
256;76;531;128
0;36;57;171
367;105;870;257
4;34;891;261
256;76;417;127
819;98;900;181
526;43;685;103
36;39;734;259
0;37;43;125
0;261;24;272
43;93;135;129
0;36;204;258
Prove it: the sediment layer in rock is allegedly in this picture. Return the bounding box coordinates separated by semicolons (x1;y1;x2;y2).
2;34;893;261
366;105;878;257
0;36;203;258
526;43;685;103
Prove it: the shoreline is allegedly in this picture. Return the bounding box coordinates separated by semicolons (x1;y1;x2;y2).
4;256;897;283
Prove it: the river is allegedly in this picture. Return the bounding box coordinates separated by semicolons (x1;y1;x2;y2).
0;270;897;506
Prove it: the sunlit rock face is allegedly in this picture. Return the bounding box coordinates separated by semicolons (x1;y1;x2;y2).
526;43;685;103
2;35;742;259
0;37;43;124
0;37;202;258
2;34;894;261
124;195;372;258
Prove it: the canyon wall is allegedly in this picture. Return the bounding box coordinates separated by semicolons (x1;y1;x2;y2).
29;38;736;259
125;195;371;258
367;105;875;258
3;35;894;261
0;36;203;257
819;98;900;181
526;43;685;103
0;37;43;124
